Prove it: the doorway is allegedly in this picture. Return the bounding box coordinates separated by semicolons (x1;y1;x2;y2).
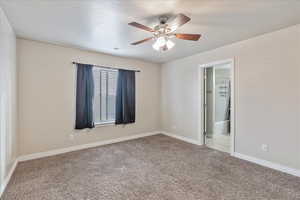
201;59;235;154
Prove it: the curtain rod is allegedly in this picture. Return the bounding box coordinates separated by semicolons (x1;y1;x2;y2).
72;62;141;72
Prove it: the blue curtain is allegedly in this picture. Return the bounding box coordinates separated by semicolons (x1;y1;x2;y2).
75;64;95;129
115;69;136;124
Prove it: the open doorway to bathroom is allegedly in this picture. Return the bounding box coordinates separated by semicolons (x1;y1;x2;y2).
201;59;235;154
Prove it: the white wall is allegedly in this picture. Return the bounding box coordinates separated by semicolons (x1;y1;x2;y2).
0;7;17;188
161;24;300;170
17;39;161;156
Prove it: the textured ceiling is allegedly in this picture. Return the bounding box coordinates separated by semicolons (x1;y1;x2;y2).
1;0;300;63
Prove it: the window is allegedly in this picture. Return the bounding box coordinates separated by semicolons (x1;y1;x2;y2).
93;67;118;124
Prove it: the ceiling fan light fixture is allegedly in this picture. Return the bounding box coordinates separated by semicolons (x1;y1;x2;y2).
129;13;200;51
152;37;166;50
152;37;175;52
166;39;175;49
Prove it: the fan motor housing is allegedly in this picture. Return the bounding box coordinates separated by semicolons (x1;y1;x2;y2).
154;16;171;35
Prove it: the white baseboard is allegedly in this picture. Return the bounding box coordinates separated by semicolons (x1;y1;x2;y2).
233;152;300;177
161;132;300;178
18;131;161;162
161;131;202;145
0;131;161;198
0;159;18;198
18;131;201;163
2;131;299;199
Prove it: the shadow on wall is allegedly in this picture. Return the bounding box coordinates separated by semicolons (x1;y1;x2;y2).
0;93;7;184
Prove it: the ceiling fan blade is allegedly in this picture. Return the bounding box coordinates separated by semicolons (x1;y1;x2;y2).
175;33;201;41
131;37;154;45
168;14;191;32
128;22;155;32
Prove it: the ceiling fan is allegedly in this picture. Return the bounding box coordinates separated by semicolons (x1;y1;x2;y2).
128;13;201;52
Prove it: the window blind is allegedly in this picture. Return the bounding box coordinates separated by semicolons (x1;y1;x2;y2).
93;67;118;124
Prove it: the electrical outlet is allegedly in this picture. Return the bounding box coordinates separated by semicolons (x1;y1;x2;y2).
261;144;268;152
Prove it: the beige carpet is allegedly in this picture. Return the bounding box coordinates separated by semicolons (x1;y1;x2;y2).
2;134;300;200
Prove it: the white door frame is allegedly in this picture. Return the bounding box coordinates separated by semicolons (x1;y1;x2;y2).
199;58;236;155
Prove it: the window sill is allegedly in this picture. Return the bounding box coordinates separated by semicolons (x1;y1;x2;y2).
95;121;115;127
